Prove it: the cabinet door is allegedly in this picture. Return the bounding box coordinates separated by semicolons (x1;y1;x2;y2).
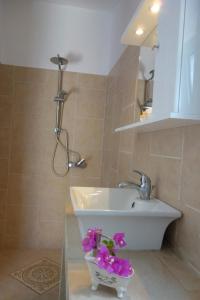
152;0;185;118
179;0;200;115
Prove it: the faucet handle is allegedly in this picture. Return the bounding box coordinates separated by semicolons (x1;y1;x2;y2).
133;170;148;178
133;170;151;185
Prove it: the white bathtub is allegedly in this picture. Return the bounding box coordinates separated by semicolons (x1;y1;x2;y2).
70;187;182;250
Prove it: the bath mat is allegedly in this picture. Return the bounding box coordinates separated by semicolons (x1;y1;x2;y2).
11;258;60;295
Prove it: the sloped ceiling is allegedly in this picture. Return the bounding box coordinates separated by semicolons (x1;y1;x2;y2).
35;0;121;12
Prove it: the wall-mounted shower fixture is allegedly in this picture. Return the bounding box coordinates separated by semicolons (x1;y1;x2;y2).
50;54;87;176
68;158;87;169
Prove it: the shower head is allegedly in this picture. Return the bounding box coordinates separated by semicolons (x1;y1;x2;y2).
50;55;68;67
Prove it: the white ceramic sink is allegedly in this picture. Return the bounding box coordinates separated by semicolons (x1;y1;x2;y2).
70;187;182;250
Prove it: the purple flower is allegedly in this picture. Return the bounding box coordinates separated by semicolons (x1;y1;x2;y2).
96;245;110;269
82;228;102;253
111;257;133;277
87;228;101;242
82;237;96;252
96;246;133;277
82;228;134;277
113;232;127;248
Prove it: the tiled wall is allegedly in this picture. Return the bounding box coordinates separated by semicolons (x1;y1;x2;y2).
1;45;200;273
0;64;106;249
102;46;140;187
102;46;200;273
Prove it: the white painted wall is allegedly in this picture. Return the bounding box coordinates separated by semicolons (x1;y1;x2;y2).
1;0;140;74
109;0;141;71
1;0;112;74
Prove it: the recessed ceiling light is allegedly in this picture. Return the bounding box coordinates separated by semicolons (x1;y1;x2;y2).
136;28;144;36
150;2;161;14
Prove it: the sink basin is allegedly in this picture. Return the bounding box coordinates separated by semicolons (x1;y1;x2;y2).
70;186;182;250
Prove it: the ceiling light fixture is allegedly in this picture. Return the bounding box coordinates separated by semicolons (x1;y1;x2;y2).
150;2;161;14
136;27;144;36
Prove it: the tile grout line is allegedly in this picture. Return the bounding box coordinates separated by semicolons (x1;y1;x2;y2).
2;65;15;248
99;77;108;186
185;204;200;215
174;128;185;246
149;153;182;160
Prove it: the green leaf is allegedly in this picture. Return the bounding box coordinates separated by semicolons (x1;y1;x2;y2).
102;240;108;245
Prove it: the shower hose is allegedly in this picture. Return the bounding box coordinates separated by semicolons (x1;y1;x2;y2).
51;129;70;177
51;128;81;177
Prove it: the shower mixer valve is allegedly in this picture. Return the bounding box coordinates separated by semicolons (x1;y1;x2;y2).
68;159;87;169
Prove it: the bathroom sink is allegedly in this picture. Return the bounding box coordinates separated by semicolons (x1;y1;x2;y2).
70;186;182;250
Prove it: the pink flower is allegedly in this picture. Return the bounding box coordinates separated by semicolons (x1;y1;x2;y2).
113;232;127;248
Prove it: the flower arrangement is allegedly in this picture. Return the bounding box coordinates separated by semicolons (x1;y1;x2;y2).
82;228;134;278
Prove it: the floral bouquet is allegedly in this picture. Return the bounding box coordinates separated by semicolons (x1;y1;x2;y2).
82;228;134;278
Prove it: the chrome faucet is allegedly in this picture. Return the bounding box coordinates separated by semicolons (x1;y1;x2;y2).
118;170;152;200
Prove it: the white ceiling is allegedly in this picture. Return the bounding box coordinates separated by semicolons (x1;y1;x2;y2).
37;0;121;12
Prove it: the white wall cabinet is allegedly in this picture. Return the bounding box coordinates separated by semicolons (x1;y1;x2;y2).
179;0;200;116
116;0;200;132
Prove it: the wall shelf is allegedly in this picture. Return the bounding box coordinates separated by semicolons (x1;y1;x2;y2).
115;114;200;133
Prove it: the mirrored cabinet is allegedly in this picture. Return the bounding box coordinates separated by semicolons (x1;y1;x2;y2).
116;0;200;132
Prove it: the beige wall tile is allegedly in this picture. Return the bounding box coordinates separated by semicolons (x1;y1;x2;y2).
0;190;6;220
4;204;39;248
38;221;64;248
39;196;65;222
176;206;200;272
120;105;135;127
10;148;50;176
0;220;5;248
149;156;181;207
12;111;54;133
69;175;101;187
0;64;107;251
150;128;183;158
119;130;136;153
118;151;133;182
7;173;66;205
66;215;83;258
48;70;78;91
8;174;41;206
111;134;120;170
181;125;200;211
101;45;200;274
14;66;49;84
0;159;8;189
6;205;38;236
0;95;13;106
76;88;106;119
0;103;12;128
70;149;103;178
3;228;39;249
74;117;104;150
78;73;106;90
103;117;113;151
101;150;112;187
132;132;151;178
0;65;14;96
14;83;53;115
0;129;10;158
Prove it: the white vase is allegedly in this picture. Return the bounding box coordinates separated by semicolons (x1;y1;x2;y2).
85;253;133;299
